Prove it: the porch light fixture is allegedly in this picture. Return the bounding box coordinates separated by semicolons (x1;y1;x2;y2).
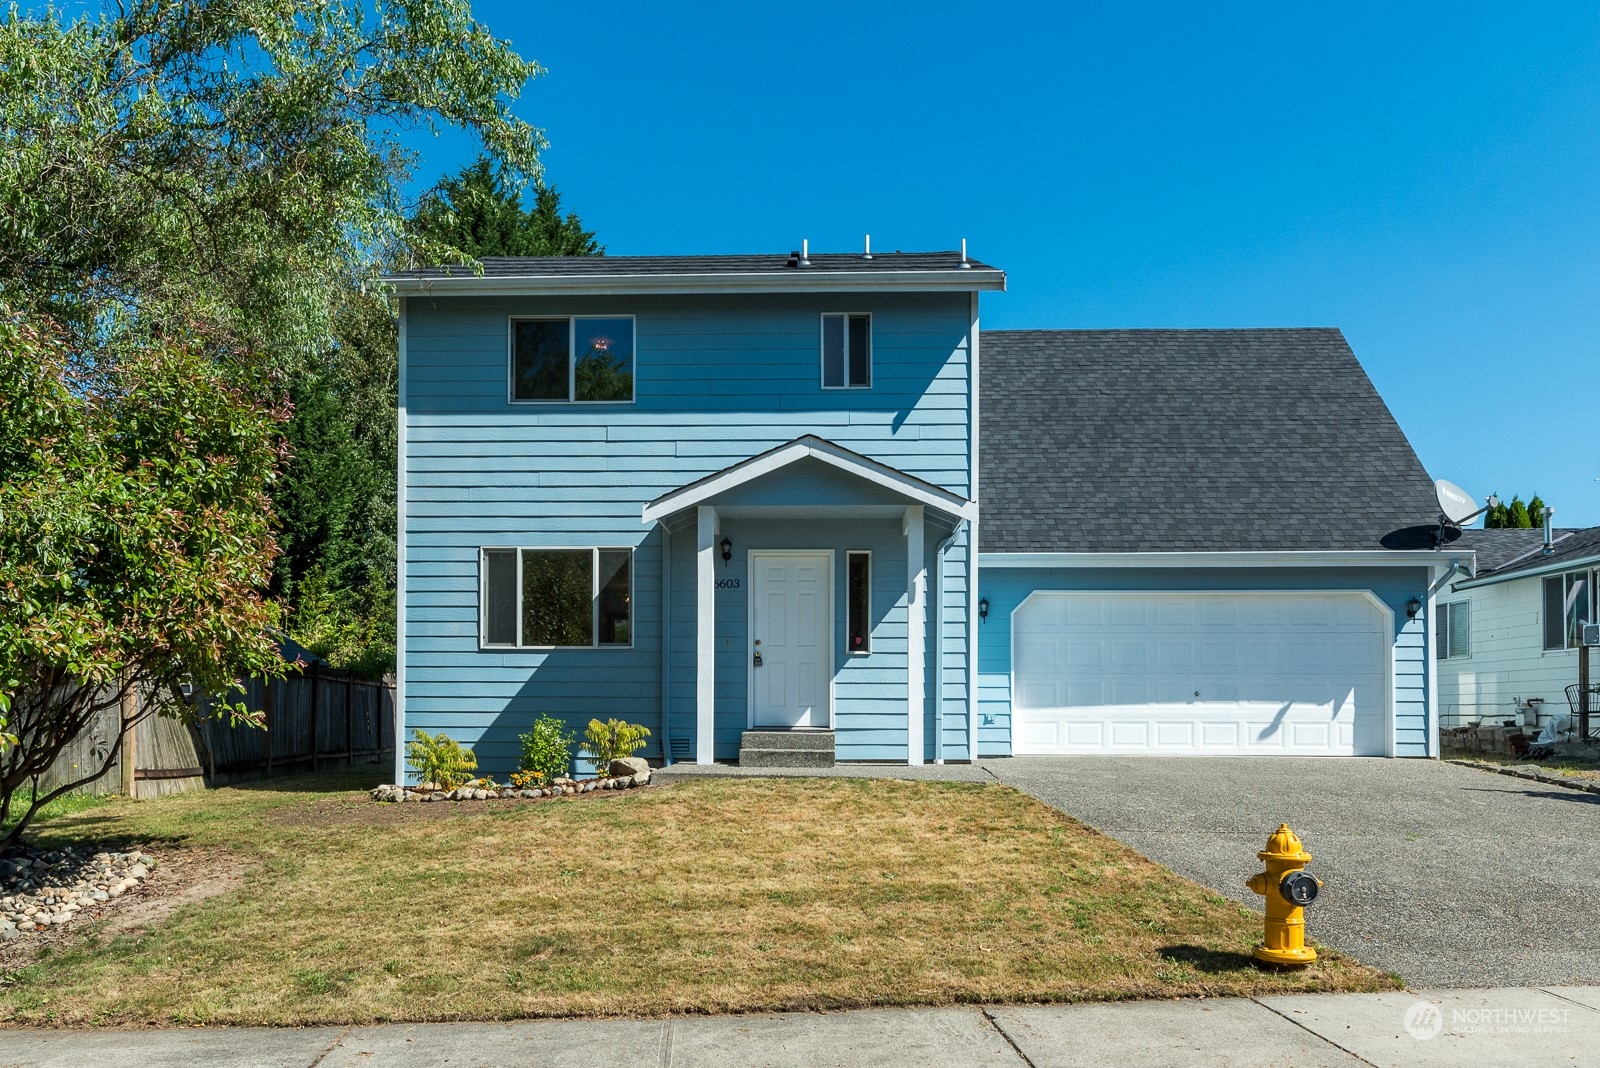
1406;596;1422;620
978;597;990;622
720;536;732;566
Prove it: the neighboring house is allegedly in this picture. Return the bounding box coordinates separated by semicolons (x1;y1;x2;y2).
385;253;1452;777
1435;526;1600;731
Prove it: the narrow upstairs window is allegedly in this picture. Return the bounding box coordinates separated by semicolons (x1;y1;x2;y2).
822;313;871;388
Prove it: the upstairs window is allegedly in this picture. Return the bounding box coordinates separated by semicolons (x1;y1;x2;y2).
1436;600;1470;660
481;547;632;648
821;313;871;388
1543;570;1593;650
511;316;635;403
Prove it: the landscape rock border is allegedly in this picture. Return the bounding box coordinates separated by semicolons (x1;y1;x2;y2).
1447;757;1600;795
371;768;651;804
1;846;155;941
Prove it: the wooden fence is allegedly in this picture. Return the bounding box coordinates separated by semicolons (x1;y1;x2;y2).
40;668;395;799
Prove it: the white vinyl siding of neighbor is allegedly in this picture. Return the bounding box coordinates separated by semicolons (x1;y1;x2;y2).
1437;575;1587;729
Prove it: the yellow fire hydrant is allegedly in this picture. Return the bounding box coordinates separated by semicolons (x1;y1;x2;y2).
1246;823;1322;966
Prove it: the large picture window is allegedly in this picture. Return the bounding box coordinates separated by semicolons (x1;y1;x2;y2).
481;548;633;648
1544;570;1594;650
511;316;635;403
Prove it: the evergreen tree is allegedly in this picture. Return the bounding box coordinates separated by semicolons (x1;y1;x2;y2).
411;158;603;258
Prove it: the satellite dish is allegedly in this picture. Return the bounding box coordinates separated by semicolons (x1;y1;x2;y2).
1435;479;1480;526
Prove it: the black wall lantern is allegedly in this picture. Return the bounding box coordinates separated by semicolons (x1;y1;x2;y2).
1405;596;1422;620
978;597;990;622
720;536;732;566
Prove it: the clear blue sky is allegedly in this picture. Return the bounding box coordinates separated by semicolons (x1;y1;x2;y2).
408;2;1600;526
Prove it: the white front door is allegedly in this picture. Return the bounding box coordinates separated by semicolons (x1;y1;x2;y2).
749;551;832;728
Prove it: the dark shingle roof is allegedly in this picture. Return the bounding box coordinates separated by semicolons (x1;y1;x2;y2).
387;251;998;281
1447;529;1549;572
980;329;1440;553
1464;527;1600;580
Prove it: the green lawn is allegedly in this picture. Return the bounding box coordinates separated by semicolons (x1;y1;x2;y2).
0;771;1397;1026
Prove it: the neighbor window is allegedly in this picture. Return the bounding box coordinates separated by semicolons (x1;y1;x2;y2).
1436;600;1470;660
847;551;871;654
1543;570;1594;650
822;313;871;388
481;548;632;648
511;316;635;403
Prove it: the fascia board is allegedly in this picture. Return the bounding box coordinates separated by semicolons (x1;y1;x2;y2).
382;269;1007;297
978;550;1463;569
1452;552;1600;591
642;442;976;525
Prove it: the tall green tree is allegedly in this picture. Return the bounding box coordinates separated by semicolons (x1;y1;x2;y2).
412;158;604;257
1485;493;1545;529
277;160;603;673
0;0;547;810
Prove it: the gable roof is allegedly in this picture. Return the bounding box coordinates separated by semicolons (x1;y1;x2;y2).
1455;526;1600;585
979;329;1440;553
641;435;977;525
385;252;1005;295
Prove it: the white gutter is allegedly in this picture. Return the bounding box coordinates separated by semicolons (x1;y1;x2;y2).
1452;552;1600;591
382;269;1006;297
979;550;1464;569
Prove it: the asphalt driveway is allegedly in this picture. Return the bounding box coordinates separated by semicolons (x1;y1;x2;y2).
984;757;1600;988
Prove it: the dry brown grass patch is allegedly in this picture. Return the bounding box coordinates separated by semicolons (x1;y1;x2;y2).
0;772;1396;1026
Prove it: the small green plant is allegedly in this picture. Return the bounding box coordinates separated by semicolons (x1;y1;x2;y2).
406;729;477;789
582;717;651;773
517;715;576;786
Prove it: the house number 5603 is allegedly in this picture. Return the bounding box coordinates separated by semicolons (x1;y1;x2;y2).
715;578;741;590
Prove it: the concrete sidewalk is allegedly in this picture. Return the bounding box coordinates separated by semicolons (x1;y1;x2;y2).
4;986;1596;1067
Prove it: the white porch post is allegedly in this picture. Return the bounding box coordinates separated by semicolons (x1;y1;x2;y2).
905;505;926;765
696;506;718;765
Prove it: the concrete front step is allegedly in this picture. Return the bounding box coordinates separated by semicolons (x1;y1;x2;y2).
739;729;836;768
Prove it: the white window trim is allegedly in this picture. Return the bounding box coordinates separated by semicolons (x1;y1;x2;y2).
846;550;872;656
1438;599;1471;660
507;314;638;405
1543;569;1596;651
819;311;872;390
478;546;635;650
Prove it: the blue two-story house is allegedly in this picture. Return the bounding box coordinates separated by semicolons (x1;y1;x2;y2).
387;251;1453;779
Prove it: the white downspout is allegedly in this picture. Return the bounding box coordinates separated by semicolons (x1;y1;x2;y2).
931;525;961;764
660;524;673;765
393;298;409;786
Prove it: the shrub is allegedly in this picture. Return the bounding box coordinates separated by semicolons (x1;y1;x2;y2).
517;716;576;786
406;729;477;789
582;718;651;772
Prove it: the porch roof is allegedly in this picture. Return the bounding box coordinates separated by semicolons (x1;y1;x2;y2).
641;435;976;526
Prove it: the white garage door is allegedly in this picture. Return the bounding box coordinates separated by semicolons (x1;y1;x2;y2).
1013;591;1388;756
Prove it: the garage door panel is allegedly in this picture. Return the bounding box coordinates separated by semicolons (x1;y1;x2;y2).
1013;591;1388;757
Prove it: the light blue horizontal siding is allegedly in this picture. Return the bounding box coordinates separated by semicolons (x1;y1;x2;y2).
402;291;974;775
975;565;1434;758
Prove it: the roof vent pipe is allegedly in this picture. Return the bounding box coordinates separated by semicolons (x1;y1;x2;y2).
1543;506;1555;554
863;234;872;260
800;239;810;267
959;238;970;268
